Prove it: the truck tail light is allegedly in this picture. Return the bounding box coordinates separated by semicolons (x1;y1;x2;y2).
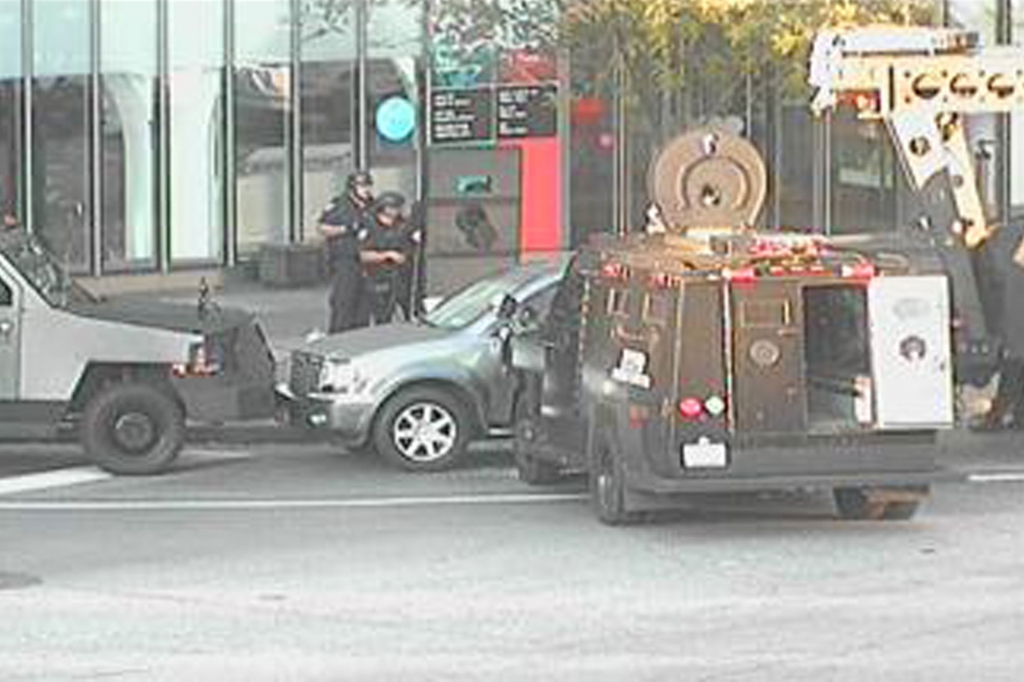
679;397;705;420
704;395;727;417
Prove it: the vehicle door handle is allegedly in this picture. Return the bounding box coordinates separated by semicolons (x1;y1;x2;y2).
0;319;14;339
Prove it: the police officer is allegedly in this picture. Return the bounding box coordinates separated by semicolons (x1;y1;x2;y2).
360;192;414;325
318;170;375;333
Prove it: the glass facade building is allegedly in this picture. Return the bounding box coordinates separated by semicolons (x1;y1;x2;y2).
0;1;1019;282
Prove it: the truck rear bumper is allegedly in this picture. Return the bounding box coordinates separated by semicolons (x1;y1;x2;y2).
627;466;961;496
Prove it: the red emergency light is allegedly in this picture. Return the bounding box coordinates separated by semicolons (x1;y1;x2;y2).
838;90;882;115
601;262;629;281
841;262;877;279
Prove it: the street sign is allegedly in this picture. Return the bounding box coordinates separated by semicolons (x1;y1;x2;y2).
429;88;494;145
497;83;558;139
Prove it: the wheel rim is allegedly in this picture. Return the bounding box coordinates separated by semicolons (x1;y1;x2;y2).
595;449;617;512
392;401;458;463
112;411;157;453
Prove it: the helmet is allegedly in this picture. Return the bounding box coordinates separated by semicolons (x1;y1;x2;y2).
375;191;406;212
346;170;374;191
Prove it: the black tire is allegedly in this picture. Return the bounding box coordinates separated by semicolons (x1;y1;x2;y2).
514;440;562;485
80;382;185;476
833;487;888;521
512;391;562;486
373;386;474;472
589;434;642;525
881;501;921;521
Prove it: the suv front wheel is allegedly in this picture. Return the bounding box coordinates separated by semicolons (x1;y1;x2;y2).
373;386;474;472
80;382;185;475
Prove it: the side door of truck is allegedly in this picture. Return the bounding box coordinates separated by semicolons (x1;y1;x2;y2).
0;263;22;402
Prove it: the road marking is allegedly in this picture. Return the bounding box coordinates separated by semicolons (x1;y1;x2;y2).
968;471;1024;483
0;467;113;497
0;492;587;512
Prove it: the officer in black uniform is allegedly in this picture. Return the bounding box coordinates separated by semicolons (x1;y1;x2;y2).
318;170;375;333
360;192;414;325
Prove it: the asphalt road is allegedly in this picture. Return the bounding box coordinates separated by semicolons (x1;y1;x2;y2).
1;433;1023;681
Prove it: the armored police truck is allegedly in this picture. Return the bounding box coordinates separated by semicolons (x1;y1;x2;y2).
0;228;276;475
510;26;1024;525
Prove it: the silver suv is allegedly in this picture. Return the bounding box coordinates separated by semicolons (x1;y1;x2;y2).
280;260;567;471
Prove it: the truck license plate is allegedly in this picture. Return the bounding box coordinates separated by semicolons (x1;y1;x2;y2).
682;440;728;469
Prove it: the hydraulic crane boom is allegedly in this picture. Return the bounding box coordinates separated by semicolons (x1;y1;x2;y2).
809;26;1024;258
809;26;1024;378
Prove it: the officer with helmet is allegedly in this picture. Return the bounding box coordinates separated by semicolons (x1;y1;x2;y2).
318;170;375;332
360;191;422;324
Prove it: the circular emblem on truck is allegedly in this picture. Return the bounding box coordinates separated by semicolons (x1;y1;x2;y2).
749;339;781;368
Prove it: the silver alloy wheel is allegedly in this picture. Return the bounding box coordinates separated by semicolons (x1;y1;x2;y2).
392;401;458;463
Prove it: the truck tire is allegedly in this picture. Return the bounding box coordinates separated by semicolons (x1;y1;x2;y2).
80;382;185;476
881;501;922;521
833;487;887;520
589;435;642;525
512;393;562;485
374;386;472;472
514;440;562;485
834;486;926;521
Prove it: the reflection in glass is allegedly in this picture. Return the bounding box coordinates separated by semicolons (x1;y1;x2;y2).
0;0;21;228
830;109;899;235
300;0;355;237
236;0;292;254
367;0;421;201
101;0;158;270
33;0;91;273
168;0;225;263
1013;0;1024;216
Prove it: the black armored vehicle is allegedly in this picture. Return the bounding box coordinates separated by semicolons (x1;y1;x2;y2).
510;129;955;524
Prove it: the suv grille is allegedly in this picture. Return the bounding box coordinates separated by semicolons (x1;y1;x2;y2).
289;351;324;395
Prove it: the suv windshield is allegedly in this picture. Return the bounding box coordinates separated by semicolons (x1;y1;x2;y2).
0;228;96;307
423;266;548;331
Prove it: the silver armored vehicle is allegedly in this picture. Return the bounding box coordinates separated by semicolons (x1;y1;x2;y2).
0;228;276;475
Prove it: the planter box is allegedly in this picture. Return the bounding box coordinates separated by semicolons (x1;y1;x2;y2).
258;243;325;287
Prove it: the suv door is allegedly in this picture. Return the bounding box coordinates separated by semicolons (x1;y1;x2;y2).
0;264;21;399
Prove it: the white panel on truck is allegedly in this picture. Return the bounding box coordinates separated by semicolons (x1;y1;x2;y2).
868;276;954;429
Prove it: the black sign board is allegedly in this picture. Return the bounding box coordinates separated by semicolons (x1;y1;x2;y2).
496;83;558;139
429;88;494;145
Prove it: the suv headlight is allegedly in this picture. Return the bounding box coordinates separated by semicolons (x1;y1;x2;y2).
318;359;363;394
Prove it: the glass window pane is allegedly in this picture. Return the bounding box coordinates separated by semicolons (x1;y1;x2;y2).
33;0;91;272
0;0;21;228
367;1;422;201
778;105;816;230
300;0;355;240
1013;0;1024;217
236;0;292;254
101;0;158;270
168;0;225;263
830;110;900;235
948;1;999;44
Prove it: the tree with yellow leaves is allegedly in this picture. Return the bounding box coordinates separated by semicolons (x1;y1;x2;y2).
564;0;937;136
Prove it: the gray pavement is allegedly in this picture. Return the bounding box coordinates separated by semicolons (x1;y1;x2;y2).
1;433;1023;680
